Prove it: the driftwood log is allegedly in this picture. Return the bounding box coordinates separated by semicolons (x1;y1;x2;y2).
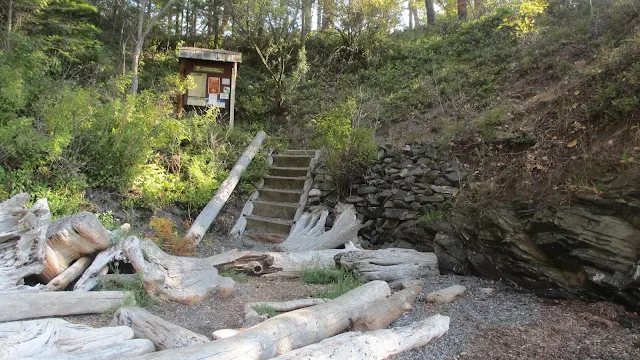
112;307;209;350
184;131;266;247
40;212;110;282
73;225;130;292
244;298;330;327
0;194;50;293
351;280;423;331
0;318;152;359
122;236;232;304
0;291;131;322
131;281;391;360
277;203;362;252
45;256;92;291
271;314;450;360
336;248;439;286
206;243;359;278
33;339;156;360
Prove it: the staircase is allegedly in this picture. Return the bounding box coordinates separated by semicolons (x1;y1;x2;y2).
237;150;318;237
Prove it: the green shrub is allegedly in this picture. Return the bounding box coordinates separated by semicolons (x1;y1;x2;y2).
252;304;279;317
97;211;118;230
219;268;249;283
300;267;363;299
311;100;376;197
97;273;156;309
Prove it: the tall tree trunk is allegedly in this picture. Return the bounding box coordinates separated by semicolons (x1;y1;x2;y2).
458;0;467;21
130;0;177;94
412;2;420;27
321;0;333;30
5;0;13;49
218;4;230;44
130;0;147;95
475;0;485;18
316;0;322;30
301;0;311;44
425;0;435;26
175;3;181;36
408;1;413;29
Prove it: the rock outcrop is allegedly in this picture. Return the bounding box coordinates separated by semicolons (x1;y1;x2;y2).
447;188;640;308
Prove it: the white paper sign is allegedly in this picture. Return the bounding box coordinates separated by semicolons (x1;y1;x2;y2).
215;100;226;108
208;93;217;104
222;78;231;85
219;93;229;100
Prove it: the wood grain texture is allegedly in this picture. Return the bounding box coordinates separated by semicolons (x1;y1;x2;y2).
0;291;131;322
131;281;391;360
272;314;450;360
112;307;209;350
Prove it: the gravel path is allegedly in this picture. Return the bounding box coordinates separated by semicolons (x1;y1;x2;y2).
393;275;540;360
393;275;640;360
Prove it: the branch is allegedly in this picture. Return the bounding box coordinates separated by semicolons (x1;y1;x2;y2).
142;0;178;40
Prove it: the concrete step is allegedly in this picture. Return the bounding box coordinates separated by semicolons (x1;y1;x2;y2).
284;150;317;156
270;166;310;178
272;154;314;168
245;215;292;234
263;175;307;191
259;188;302;203
251;200;298;220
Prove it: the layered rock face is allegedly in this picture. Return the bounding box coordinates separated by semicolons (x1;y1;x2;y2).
310;142;640;308
449;193;640;308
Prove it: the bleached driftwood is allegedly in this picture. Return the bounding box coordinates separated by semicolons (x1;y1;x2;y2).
336;248;439;286
0;291;131;322
122;236;232;304
0;194;50;293
351;280;423;331
0;318;139;359
206;242;359;278
271;314;450;360
112;307;209;350
185;131;266;247
277;203;362;252
74;224;130;291
40;212;110;282
131;281;391;360
424;285;467;305
244;298;330;327
212;329;242;340
33;339;156;360
45;256;92;291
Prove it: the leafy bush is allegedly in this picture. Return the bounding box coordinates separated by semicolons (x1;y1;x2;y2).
252;304;279;317
300;267;363;299
97;273;156;309
219;268;249;283
311;99;376;197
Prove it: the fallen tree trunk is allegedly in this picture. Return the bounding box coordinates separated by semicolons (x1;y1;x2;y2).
131;281;391;360
0;291;131;322
271;314;450;360
244;298;330;327
335;248;439;287
112;307;209;350
206;243;359;278
32;339;156;360
122;236;232;304
40;212;110;282
46;256;92;291
184;131;266;247
351;280;423;331
0;318;136;359
276;203;362;252
0;194;50;293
